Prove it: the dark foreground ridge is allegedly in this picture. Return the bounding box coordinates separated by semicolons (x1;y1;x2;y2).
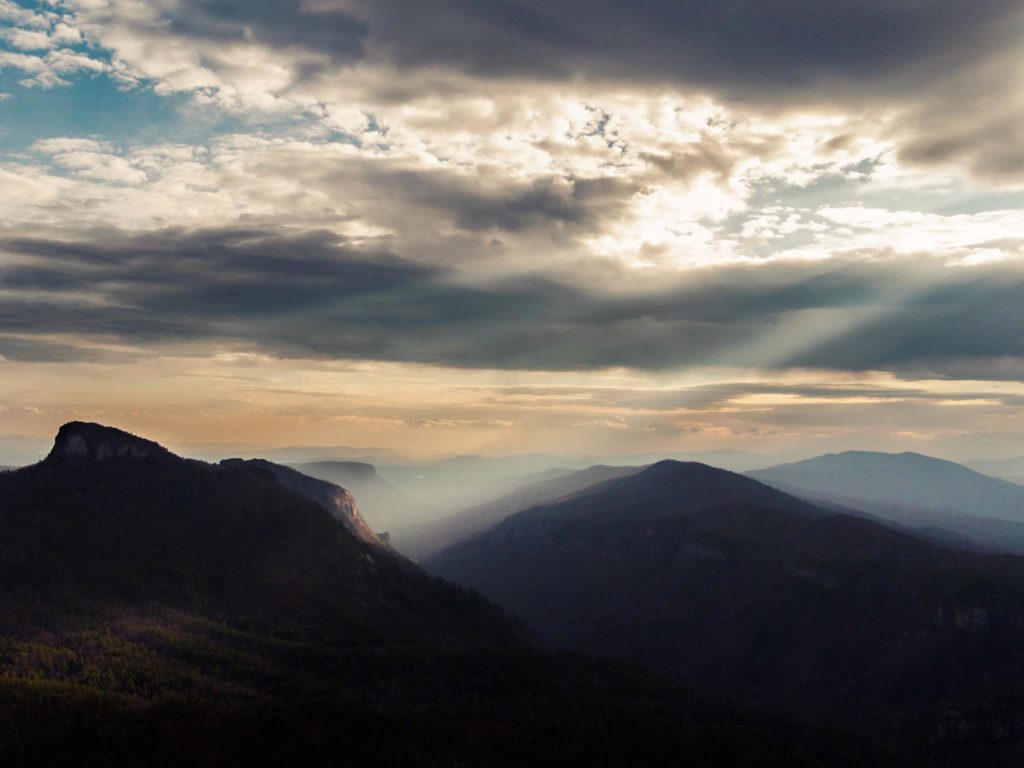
0;424;887;767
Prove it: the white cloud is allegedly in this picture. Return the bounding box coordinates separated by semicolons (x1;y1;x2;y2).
50;23;83;46
2;28;55;50
0;0;51;29
30;138;147;185
0;47;111;89
32;137;108;154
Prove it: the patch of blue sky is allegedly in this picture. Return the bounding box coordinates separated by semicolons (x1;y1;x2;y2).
0;70;190;152
745;162;1024;218
0;1;347;156
0;69;356;162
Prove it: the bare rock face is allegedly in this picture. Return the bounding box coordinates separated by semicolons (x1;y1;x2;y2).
220;458;385;548
46;422;176;465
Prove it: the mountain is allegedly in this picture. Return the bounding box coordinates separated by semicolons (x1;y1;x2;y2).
375;450;782;520
749;451;1024;552
428;459;1024;765
222;458;383;546
0;423;880;767
289;460;414;532
0;422;515;646
392;464;642;559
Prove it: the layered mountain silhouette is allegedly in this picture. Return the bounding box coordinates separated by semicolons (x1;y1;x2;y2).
749;451;1024;553
429;459;1024;764
393;464;641;559
0;423;880;767
0;421;514;645
289;460;412;532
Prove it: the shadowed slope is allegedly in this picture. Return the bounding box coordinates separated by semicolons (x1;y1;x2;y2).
0;425;889;767
429;459;1024;765
0;421;517;646
220;457;382;547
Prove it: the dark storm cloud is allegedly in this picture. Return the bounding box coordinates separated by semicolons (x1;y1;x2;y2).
0;336;129;364
396;173;637;234
169;0;367;64
149;1;1020;95
3;228;1024;378
789;273;1024;373
345;0;1015;94
234;149;639;239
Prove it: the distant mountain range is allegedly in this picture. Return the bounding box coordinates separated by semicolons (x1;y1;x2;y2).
0;423;875;767
393;464;642;559
749;451;1024;553
429;459;1024;764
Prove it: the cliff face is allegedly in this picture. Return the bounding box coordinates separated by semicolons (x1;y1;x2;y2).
290;460;412;533
220;458;384;547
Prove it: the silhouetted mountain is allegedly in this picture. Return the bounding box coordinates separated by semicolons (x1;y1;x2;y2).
392;464;642;559
0;424;881;767
289;460;414;532
750;451;1024;552
1;422;515;646
429;459;1024;765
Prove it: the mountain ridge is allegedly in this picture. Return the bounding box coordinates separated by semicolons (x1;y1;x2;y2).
428;457;1024;764
0;423;888;767
749;450;1024;552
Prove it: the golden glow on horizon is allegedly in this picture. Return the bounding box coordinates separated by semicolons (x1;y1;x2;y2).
3;347;1024;461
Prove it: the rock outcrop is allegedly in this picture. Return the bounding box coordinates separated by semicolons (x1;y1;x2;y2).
220;458;384;547
46;421;176;465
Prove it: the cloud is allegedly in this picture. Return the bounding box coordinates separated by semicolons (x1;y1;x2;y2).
166;0;367;64
0;0;50;29
56;1;1020;103
344;0;1016;95
31;138;147;184
56;0;1024;185
2;27;54;50
0;47;109;88
2;227;1024;379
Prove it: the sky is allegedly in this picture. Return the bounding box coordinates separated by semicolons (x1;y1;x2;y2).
2;0;1024;463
